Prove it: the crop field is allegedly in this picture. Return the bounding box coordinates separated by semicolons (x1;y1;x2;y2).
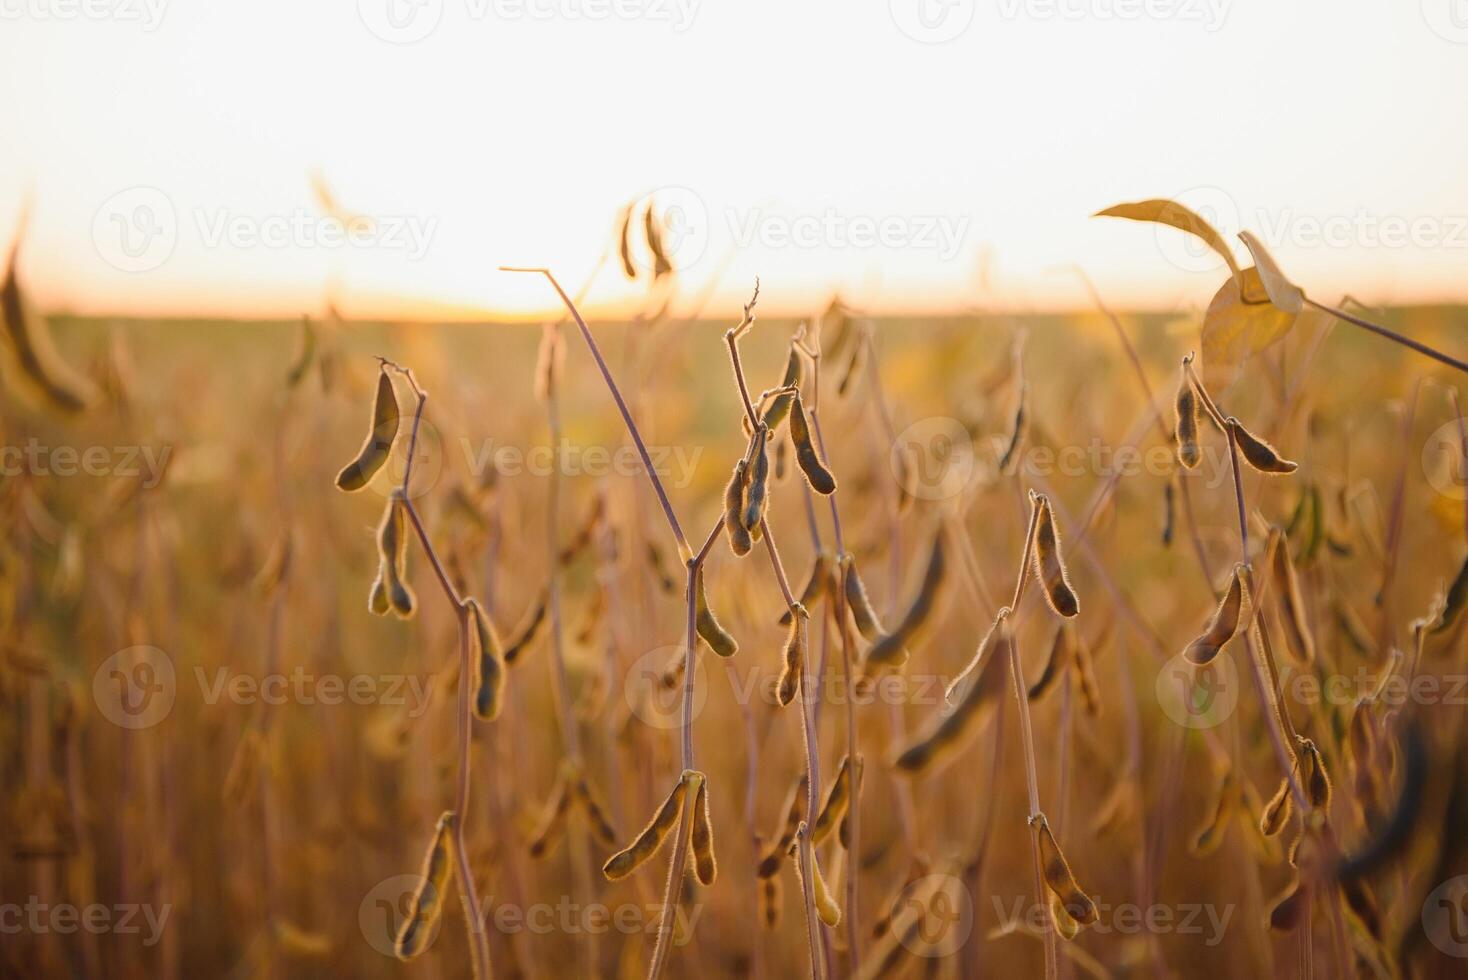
3;199;1468;980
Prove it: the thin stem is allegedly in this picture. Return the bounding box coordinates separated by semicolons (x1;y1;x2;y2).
383;370;492;980
502;267;691;558
1005;498;1059;980
1306;297;1468;374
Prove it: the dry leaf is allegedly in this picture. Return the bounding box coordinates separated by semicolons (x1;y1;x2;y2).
1201;267;1296;388
1095;198;1242;281
1239;231;1305;314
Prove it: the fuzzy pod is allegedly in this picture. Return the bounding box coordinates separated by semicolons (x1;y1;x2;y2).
723;458;753;556
762;348;804;430
1266;879;1307;933
394;811;455;961
1271;530;1316;665
602;773;689;880
742;426;771;533
777;604;809;706
1028;623;1075;702
1036;816;1097;926
1189;772;1236;858
997;381;1028;474
695;570;738;658
573;774;618;847
842;555;886;641
811;755;855;846
757;775;808;879
866;530;948;668
336;370;400;491
899;612;1012;772
689;773;717;886
1260;776;1293;837
1031;494;1080;618
1175;374;1201;470
1183;565;1245;665
789;390;837;495
528;773;573;859
1230;418;1298;475
468;599;506;722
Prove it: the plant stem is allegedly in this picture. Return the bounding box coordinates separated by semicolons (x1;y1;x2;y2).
502;267;691;558
1306;297;1468;374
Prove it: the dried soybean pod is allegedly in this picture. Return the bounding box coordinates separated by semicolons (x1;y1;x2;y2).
742;426;771;532
777;603;809;707
1072;634;1102;718
503;589;548;665
1049;894;1081;942
774;436;789;482
1301;739;1333;811
723;458;753;557
603;772;690;880
1183;565;1245;665
695;570;738;658
468;598;506;722
1261;776;1293;837
1271;529;1315;665
1;237;91;414
378;492;416;618
790;390;837;494
1432;551;1468;635
1030;493;1080;618
336;370;400;491
643;201;672;279
394;811;455;960
368;574;390;616
899;612;1012;772
1229;418;1299;475
1175;373;1201;469
866;529;948;668
689;773;717;885
1035;815;1098;926
528;775;573;858
1267;879;1306;933
757;774;808;878
1028;623;1075;701
1162;478;1176;547
573;774;618;846
811;755;854;846
618;205;637;280
997;381;1028;474
780;553;833;625
789;839;842;928
762;347;804;431
842;555;886;641
759;875;782;927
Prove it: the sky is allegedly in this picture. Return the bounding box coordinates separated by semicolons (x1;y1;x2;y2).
1;0;1467;320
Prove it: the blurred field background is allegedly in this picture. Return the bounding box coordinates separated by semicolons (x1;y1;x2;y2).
2;294;1468;978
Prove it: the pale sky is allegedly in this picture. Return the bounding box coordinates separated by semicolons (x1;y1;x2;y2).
2;0;1467;320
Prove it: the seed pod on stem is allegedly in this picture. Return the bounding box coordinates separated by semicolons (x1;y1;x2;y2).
603;772;690;880
1035;814;1098;926
695;569;738;658
776;603;809;707
723;458;753;556
1183;565;1246;665
811;754;855;846
1030;492;1080;618
336;370;400;492
689;773;717;886
394;811;455;960
757;774;808;878
790;389;837;495
780;552;833;625
866;528;948;668
897;610;1012;772
1175;372;1201;469
468;598;505;722
842;555;886;641
1230;418;1298;475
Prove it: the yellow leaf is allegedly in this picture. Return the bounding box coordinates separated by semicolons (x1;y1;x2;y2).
1239;231;1305;314
1095;198;1242;281
1201;267;1297;388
